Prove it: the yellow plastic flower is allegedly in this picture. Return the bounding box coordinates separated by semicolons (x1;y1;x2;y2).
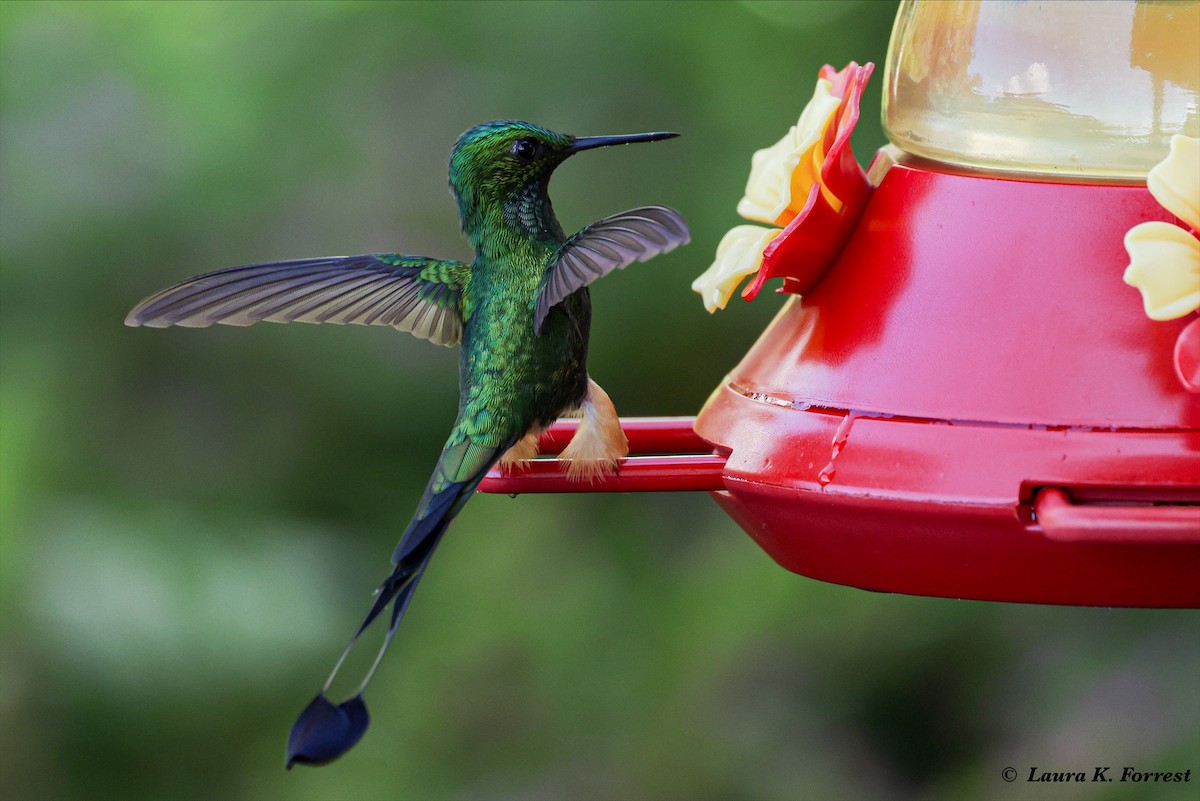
1123;223;1200;320
736;78;841;227
693;62;874;313
691;225;781;313
1147;134;1199;227
1124;134;1200;321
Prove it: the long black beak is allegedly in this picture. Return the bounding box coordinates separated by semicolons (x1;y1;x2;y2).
565;131;679;153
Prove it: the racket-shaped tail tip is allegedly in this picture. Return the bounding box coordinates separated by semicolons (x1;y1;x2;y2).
285;692;370;769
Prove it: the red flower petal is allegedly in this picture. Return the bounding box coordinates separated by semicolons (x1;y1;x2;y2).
821;62;874;214
745;184;840;300
1173;317;1200;393
741;62;875;300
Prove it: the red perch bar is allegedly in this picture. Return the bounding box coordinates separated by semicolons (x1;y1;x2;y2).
477;416;725;494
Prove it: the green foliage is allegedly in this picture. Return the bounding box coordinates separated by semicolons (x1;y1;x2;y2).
2;2;1197;800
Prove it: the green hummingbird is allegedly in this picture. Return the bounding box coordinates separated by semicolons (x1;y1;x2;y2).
125;120;689;767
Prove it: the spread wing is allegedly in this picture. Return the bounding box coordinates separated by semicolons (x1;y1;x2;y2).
534;205;689;334
125;254;471;346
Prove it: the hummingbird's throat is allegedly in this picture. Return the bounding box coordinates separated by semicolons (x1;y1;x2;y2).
500;181;565;243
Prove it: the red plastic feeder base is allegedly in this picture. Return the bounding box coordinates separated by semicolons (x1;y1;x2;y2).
695;163;1200;608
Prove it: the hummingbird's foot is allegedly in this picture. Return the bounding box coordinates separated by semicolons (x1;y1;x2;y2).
499;427;542;473
561;378;629;482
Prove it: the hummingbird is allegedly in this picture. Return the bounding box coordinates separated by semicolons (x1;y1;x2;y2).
125;120;689;767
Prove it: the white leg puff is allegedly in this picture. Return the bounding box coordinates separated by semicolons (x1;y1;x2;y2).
499;426;542;473
560;377;629;482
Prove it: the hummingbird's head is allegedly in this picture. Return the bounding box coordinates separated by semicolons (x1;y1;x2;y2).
448;120;678;245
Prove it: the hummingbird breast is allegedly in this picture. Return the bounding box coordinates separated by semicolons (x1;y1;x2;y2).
458;254;591;444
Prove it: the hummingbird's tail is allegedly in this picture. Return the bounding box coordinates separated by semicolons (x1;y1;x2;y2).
285;431;508;768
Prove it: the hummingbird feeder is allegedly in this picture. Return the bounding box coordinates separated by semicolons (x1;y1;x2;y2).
479;0;1200;608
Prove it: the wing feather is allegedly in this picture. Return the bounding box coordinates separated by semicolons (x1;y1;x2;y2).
126;255;471;346
534;206;689;334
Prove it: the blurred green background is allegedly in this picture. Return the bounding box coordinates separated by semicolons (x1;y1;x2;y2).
1;1;1197;800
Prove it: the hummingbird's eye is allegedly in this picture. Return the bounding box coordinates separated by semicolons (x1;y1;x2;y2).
510;138;541;162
